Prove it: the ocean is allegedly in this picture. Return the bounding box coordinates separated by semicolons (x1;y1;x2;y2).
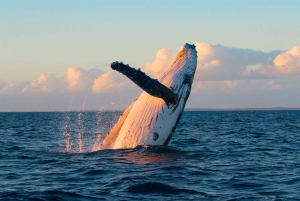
1;110;300;200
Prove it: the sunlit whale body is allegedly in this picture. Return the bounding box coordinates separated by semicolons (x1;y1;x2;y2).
96;43;197;150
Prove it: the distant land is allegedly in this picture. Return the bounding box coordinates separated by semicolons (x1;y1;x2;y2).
184;107;300;111
1;107;300;113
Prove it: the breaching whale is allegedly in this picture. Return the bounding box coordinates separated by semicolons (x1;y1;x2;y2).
95;43;197;150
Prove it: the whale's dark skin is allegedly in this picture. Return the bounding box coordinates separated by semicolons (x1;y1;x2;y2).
111;62;178;105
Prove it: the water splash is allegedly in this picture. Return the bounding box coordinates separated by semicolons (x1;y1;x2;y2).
61;95;89;153
76;105;85;153
61;111;89;153
92;110;105;152
62;115;73;152
77;133;83;152
60;105;121;153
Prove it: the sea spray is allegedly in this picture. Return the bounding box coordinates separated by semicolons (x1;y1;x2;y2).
61;110;122;153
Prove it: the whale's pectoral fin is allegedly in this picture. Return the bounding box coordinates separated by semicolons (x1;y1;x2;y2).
111;62;178;105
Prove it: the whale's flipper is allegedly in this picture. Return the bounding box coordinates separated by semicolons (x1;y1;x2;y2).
111;62;178;105
97;99;136;150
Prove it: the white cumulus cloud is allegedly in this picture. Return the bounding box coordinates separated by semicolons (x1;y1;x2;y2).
194;42;282;81
258;46;300;76
1;43;300;111
141;48;173;77
92;72;127;93
22;74;62;93
273;46;300;75
66;67;103;92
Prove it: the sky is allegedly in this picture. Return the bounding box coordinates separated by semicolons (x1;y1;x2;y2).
1;0;300;111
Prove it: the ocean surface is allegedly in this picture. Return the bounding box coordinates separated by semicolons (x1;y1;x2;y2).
1;110;300;200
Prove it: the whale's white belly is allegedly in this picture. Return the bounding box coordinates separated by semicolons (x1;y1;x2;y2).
112;85;189;149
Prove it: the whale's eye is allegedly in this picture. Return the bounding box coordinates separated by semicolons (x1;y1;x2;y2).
153;132;159;141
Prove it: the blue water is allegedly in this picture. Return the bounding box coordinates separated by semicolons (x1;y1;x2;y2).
1;111;300;200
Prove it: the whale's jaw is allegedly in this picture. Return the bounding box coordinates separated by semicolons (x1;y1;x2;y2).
98;43;197;150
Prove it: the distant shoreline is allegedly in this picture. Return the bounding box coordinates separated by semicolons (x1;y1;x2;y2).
184;107;300;111
1;107;300;113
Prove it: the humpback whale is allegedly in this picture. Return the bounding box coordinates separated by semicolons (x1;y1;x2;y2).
95;43;197;150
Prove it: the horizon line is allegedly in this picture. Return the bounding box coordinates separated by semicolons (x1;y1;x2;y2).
1;107;300;113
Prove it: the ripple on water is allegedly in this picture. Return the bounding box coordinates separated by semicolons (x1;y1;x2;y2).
1;111;300;200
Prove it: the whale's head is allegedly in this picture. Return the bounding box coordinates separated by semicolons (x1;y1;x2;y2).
154;43;198;145
158;43;198;96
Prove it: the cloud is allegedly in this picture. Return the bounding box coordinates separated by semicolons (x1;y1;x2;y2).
0;66;140;111
195;42;283;81
13;67;105;94
194;80;238;93
0;66;134;97
92;72;127;93
141;48;173;77
188;77;300;109
1;43;300;111
196;42;215;64
260;46;300;76
0;83;16;94
0;81;31;95
66;67;103;92
194;43;300;80
3;44;295;97
22;74;62;93
140;43;293;81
